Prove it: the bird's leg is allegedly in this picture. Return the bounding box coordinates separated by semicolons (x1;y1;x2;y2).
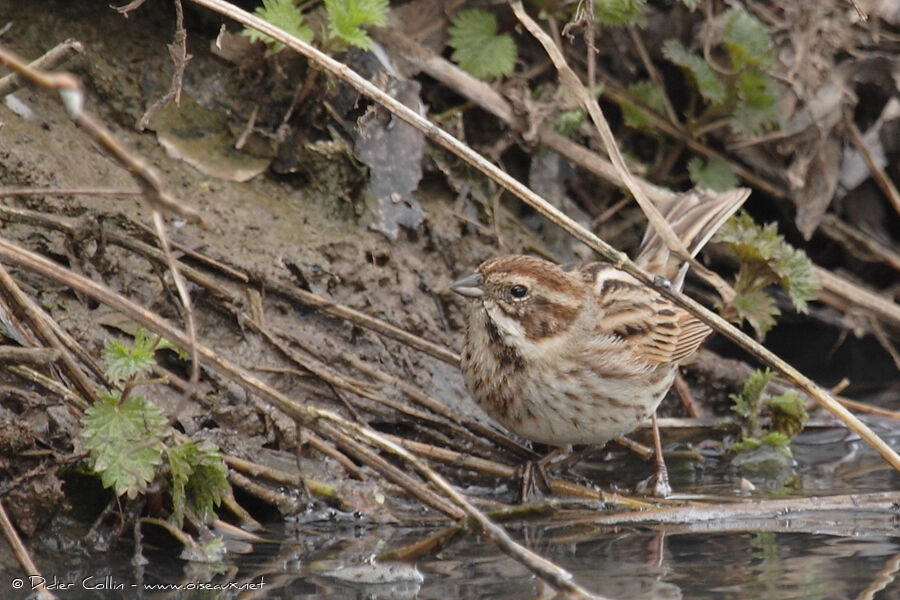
637;412;672;497
519;445;573;502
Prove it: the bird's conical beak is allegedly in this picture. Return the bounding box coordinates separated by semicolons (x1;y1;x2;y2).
449;272;484;298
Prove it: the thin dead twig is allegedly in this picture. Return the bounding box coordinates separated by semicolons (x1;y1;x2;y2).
843;108;900;217
571;491;900;528
0;347;59;365
0;186;142;198
813;265;900;334
138;0;192;130
0;38;83;96
6;366;87;410
820;214;900;273
0;500;57;600
836;396;900;420
228;471;303;514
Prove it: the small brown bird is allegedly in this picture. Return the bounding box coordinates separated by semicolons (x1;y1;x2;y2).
451;189;749;496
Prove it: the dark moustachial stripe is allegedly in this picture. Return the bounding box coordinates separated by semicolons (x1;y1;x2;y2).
486;315;503;346
485;315;525;370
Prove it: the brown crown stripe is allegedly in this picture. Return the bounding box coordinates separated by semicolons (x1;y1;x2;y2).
482;256;582;299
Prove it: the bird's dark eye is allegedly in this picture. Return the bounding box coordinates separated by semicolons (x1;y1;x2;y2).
510;285;528;299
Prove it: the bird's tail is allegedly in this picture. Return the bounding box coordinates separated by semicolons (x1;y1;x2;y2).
635;187;751;288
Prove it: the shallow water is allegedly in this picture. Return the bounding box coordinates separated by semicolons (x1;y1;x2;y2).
9;417;900;599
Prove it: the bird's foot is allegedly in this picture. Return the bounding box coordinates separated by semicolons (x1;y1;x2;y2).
518;446;573;502
635;462;671;498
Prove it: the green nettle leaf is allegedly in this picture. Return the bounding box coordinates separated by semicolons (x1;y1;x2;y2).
662;39;726;105
104;328;159;385
715;214;782;261
731;284;780;339
687;156;739;191
759;431;793;455
81;392;167;498
766;392;809;438
325;0;388;50
553;109;586;136
594;0;647;27
168;442;193;527
731;437;760;453
714;213;818;339
243;0;313;52
730;368;773;437
448;9;517;79
772;245;819;313
186;447;229;522
168;441;229;527
729;369;803;457
722;9;775;69
621;80;665;132
732;70;781;136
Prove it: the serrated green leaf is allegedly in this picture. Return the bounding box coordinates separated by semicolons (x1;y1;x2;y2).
594;0;647;27
325;0;388;50
731;283;780;339
730;368;774;433
243;0;313;52
715;213;817;325
680;0;701;9
81;393;167;498
553;109;586;136
730;369;804;459
765;392;808;438
448;9;517;79
103;330;156;383
723;9;775;69
167;442;193;527
662;39;726;105
732;70;781;136
731;436;761;453
187;446;229;522
621;80;664;132
715;213;782;260
773;246;819;313
759;431;792;454
687;156;739;191
167;441;229;527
